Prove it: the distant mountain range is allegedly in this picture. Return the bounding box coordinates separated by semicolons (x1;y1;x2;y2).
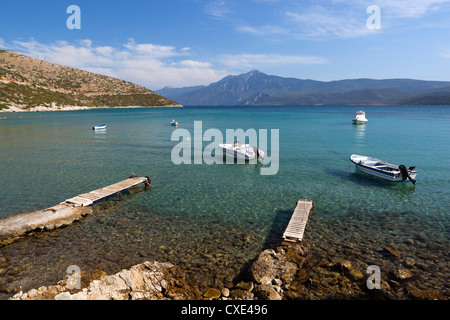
156;70;450;106
0;50;179;111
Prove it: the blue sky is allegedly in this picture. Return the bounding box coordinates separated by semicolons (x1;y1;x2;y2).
1;0;450;90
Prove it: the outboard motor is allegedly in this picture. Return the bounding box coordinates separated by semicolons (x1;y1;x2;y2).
253;147;260;160
399;165;408;181
399;165;416;185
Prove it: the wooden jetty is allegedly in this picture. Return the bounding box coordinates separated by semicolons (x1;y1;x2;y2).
64;176;150;207
0;175;151;245
283;199;314;243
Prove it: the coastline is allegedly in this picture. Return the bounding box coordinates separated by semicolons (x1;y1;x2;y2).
8;239;447;301
0;104;183;113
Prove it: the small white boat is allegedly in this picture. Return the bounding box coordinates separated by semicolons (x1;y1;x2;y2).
219;140;264;162
170;120;178;126
352;110;368;124
350;154;417;184
92;124;106;130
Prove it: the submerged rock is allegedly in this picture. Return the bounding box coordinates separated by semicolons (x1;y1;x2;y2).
203;288;221;300
254;284;282;300
382;246;403;258
248;249;297;285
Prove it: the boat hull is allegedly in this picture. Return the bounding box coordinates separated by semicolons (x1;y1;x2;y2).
219;144;264;161
93;125;106;130
350;154;417;183
352;110;368;124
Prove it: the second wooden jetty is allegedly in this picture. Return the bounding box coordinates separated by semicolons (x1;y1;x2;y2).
283;199;314;243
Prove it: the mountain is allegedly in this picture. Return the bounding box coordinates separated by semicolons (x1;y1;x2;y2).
156;70;450;106
156;85;206;103
0;50;180;111
397;86;450;105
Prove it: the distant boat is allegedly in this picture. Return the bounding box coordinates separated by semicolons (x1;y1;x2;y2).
352;110;368;124
170;119;178;126
219;140;265;162
350;154;417;184
92;124;106;130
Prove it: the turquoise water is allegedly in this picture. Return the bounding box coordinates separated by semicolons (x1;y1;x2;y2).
0;106;449;298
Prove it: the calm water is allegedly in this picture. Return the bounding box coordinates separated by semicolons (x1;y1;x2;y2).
0;105;449;298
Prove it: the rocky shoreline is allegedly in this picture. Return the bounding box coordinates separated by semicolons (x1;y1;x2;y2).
8;240;447;300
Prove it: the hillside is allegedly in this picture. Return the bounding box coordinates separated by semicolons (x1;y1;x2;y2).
156;70;450;106
0;50;180;111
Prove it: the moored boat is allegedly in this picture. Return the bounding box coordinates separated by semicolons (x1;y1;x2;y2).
219;140;264;162
170;119;178;126
92;124;106;130
349;154;417;184
352;110;368;124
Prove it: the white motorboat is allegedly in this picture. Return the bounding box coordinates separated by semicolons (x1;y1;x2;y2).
219;140;264;162
92;124;106;130
352;110;368;124
170;119;178;126
349;154;417;184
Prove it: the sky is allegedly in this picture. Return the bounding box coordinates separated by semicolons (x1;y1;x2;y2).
1;0;450;90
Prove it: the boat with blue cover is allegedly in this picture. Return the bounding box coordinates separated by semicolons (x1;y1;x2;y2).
92;124;106;130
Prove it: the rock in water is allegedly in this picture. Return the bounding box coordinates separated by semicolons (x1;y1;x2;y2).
203;288;221;300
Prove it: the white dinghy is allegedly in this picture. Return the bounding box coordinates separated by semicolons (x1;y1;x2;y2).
350;154;417;184
219;140;264;162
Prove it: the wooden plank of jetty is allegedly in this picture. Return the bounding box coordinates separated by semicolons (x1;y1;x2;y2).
64;176;149;207
283;199;314;243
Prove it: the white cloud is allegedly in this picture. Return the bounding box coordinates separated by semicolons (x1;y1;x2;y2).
285;6;373;39
205;0;231;18
0;38;7;49
236;25;289;36
237;0;450;40
355;0;450;18
235;3;374;39
2;38;328;88
1;39;227;89
123;40;183;58
219;53;327;69
174;60;212;68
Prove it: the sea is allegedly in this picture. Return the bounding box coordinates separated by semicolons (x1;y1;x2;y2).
0;105;449;299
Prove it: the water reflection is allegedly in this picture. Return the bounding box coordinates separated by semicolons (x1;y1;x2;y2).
353;123;366;146
93;129;107;139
